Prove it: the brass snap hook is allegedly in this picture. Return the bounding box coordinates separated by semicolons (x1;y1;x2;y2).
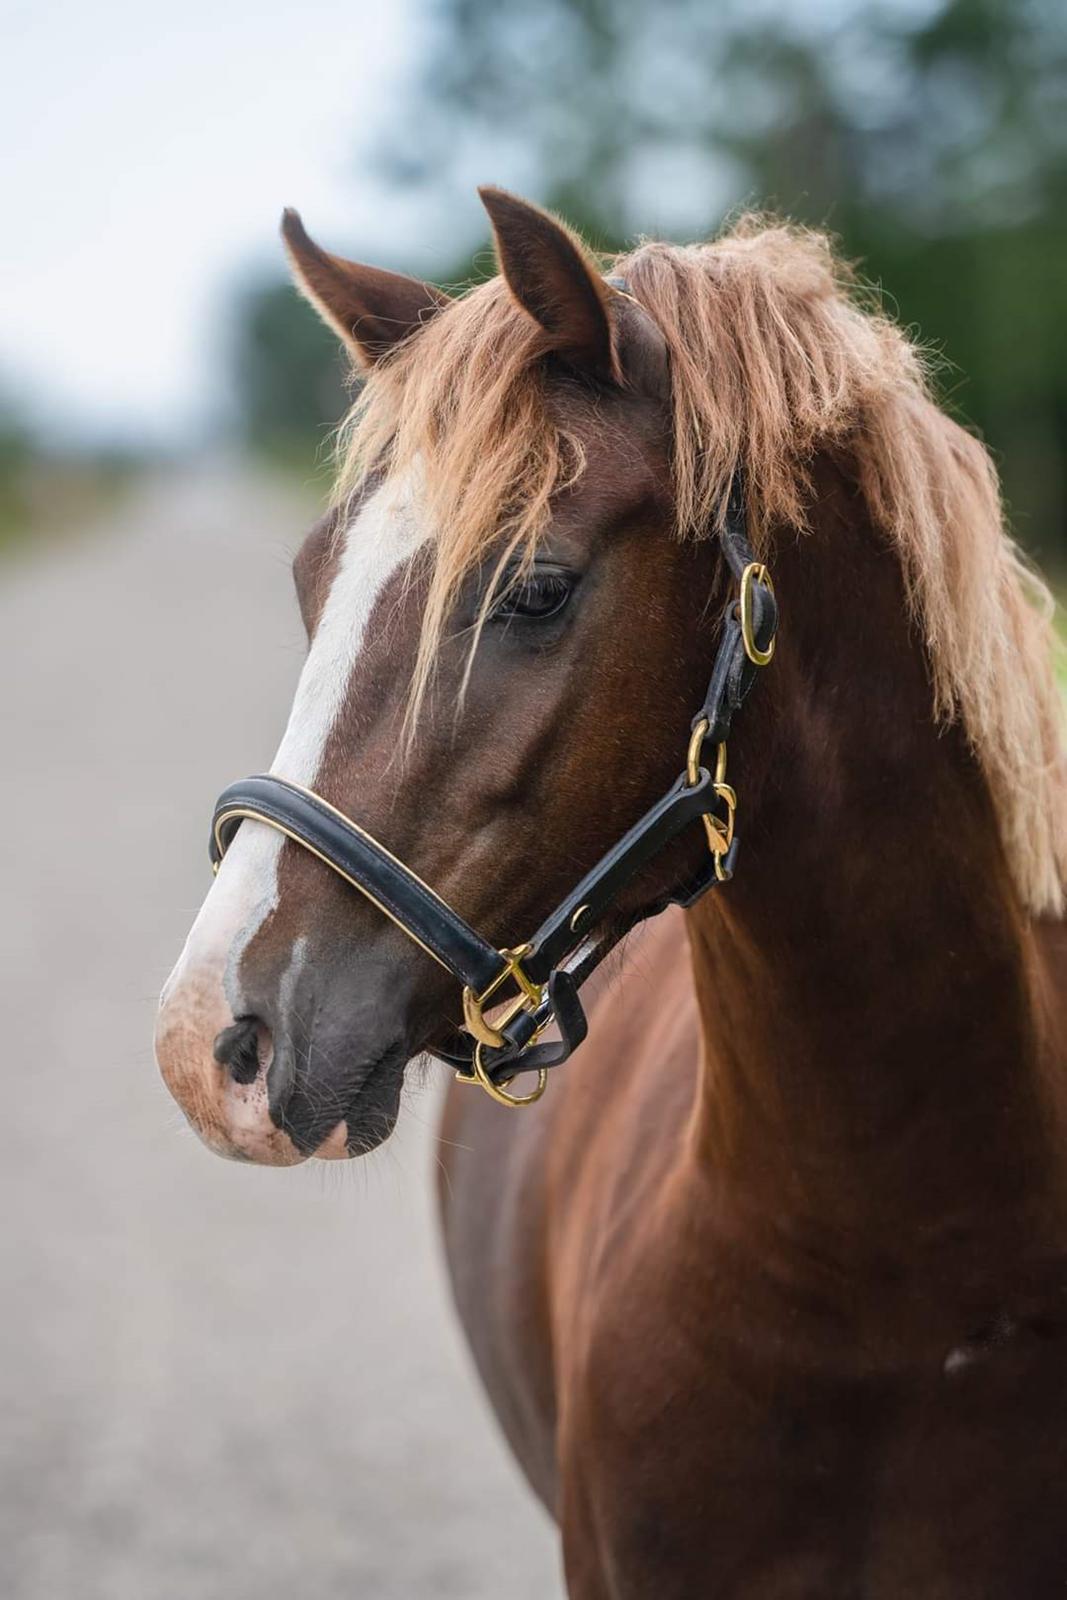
688;732;737;881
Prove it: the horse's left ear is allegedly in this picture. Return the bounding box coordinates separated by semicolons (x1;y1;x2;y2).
479;186;621;385
281;208;448;368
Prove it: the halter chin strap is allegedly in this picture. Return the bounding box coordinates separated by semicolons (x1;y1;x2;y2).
209;481;778;1106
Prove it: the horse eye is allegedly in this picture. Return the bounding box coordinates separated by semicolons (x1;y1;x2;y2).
493;569;574;622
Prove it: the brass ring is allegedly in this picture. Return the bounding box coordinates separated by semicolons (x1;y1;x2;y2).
686;718;709;787
739;562;776;667
471;1043;548;1108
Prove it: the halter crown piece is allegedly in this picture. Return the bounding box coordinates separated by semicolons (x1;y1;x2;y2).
211;282;777;1106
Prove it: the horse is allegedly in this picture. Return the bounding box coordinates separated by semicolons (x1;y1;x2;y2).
156;187;1067;1595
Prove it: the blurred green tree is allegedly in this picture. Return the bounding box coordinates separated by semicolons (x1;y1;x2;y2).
230;0;1067;563
230;278;350;470
0;392;33;547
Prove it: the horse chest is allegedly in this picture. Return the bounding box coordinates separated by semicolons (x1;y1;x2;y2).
557;1264;1067;1599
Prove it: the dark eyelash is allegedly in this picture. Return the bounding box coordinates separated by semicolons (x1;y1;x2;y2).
493;570;574;622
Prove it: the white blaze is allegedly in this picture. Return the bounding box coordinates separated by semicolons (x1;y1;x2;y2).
162;472;427;1014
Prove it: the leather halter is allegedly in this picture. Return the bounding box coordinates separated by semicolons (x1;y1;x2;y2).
210;483;777;1106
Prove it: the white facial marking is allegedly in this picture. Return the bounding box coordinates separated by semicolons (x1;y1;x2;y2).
163;471;428;1013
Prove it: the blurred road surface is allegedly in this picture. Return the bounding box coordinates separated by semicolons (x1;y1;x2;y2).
0;465;563;1599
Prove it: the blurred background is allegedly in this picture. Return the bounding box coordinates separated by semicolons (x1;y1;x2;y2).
6;0;1067;566
2;1;1065;1596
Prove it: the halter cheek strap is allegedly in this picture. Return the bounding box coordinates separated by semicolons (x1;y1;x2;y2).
209;481;778;1106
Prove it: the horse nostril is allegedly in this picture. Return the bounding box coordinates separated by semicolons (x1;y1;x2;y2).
213;1016;269;1085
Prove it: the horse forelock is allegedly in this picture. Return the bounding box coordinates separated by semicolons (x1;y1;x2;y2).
330;214;1067;914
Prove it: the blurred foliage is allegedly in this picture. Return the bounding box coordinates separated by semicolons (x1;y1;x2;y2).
230;0;1067;564
0;388;139;557
0;398;33;547
230;278;349;472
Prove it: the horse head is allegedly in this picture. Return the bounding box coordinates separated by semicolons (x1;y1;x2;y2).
155;189;719;1163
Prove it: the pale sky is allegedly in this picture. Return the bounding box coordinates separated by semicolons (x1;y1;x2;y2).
3;0;929;447
1;0;492;445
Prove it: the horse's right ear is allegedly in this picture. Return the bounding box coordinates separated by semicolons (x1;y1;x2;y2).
281;209;448;368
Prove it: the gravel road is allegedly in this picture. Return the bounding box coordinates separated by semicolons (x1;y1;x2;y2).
0;464;563;1599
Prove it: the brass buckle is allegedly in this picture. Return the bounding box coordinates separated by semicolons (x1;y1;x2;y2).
461;944;542;1050
457;945;549;1108
739;561;776;667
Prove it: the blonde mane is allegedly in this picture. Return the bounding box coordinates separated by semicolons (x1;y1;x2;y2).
334;214;1067;915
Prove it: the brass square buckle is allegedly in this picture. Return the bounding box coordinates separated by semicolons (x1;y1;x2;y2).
461;943;542;1049
458;944;549;1108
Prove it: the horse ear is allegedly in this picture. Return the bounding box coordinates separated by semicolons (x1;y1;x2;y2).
478;187;620;385
281;209;448;368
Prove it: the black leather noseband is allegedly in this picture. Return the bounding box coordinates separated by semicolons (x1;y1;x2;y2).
209;482;777;1103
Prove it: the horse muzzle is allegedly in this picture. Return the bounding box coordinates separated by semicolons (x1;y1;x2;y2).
155;891;415;1164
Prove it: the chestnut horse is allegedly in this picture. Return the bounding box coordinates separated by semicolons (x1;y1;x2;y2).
157;189;1067;1594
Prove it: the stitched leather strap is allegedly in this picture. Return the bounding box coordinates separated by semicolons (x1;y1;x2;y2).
211;776;506;995
693;483;778;745
433;847;733;1079
522;767;721;983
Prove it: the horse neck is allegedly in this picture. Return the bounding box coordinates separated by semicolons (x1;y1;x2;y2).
683;457;1063;1263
